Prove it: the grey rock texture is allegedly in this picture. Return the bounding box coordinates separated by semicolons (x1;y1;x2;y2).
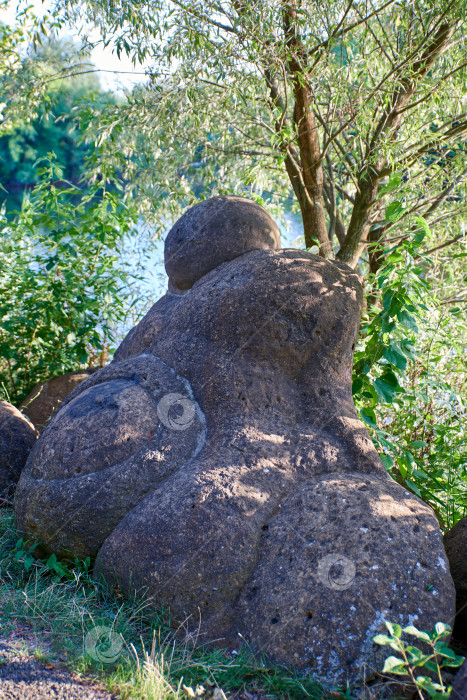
15;355;205;559
20;369;98;432
444;516;467;643
164;195;280;290
114;292;181;363
451;658;467;700
0;401;37;494
15;197;455;685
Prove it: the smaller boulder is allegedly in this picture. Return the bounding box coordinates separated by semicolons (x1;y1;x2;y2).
164;196;281;290
444;516;467;643
451;658;467;700
20;369;97;431
0;401;37;495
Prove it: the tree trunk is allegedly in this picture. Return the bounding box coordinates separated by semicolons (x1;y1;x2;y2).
337;167;381;267
282;1;333;258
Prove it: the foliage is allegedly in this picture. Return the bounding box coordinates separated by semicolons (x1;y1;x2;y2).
14;536;91;579
0;156;139;405
373;620;464;699
0;1;62;134
353;212;467;529
1;0;465;530
0;36;118;211
52;0;467;269
0;9;466;697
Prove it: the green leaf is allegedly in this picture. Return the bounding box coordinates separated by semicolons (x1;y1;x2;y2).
382;290;395;312
385;621;402;638
385;252;405;265
352;378;364;395
434;622;451;638
385;201;404;223
379;454;394;470
416;676;446;696
413;216;430;237
444;654;465;668
374;377;395;402
373;634;394;645
374;371;401;403
406;645;432;666
405;479;422;498
379;173;402;195
360;407;377;428
46;554;57;568
424;659;442;674
23;555;35;571
397;310;419;332
383;344;408;370
382;656;407;675
434;642;456;659
399;340;418;360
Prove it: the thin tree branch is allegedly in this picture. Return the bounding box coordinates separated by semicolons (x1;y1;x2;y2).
308;0;400;58
337;19;457;266
322;9;458;163
396;118;467;168
416;233;466;259
170;0;238;34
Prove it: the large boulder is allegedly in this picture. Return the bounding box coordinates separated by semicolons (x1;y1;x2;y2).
20;369;97;432
15;197;455;686
444;516;467;643
0;401;37;495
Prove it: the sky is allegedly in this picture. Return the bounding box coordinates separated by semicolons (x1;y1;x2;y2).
0;0;150;92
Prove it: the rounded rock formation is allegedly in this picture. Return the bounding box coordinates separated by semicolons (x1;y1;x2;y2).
0;401;37;495
15;356;205;559
451;658;467;700
15;197;455;686
164;195;281;290
20;369;98;432
444;516;467;643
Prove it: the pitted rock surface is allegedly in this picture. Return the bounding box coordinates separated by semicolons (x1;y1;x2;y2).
114;292;181;363
20;370;98;432
0;401;37;494
444;516;467;643
451;658;467;700
15;356;205;559
164;195;280;290
15;197;455;685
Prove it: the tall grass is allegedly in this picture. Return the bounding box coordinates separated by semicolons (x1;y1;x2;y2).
0;508;332;699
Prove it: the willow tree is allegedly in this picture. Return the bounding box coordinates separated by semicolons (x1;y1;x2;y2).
51;0;467;271
8;0;466;518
